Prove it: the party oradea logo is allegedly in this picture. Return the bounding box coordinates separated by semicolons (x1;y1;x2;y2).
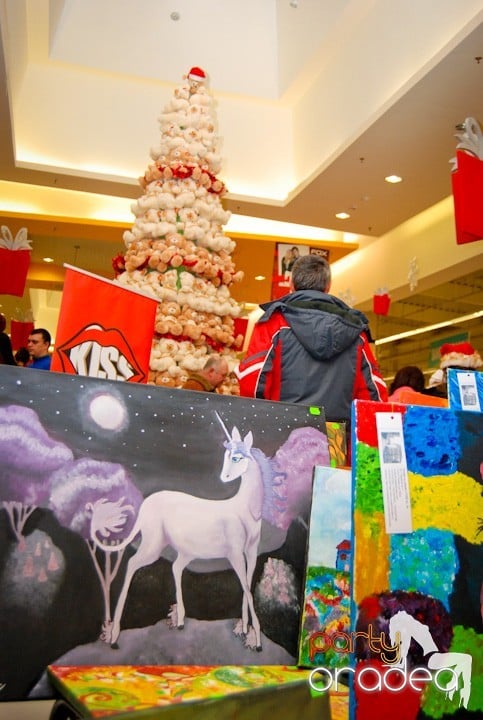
55;324;146;382
308;610;472;709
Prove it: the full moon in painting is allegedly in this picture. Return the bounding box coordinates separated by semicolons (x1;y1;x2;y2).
88;393;127;431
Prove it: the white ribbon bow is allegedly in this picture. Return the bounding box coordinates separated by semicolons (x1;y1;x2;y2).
0;225;32;250
450;116;483;170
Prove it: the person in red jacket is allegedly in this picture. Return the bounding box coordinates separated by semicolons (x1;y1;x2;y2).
237;254;387;433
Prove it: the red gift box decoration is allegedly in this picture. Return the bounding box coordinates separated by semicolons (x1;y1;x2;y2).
451;150;483;245
373;292;391;316
0;248;31;297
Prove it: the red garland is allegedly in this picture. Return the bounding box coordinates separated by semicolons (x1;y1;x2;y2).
111;253;126;277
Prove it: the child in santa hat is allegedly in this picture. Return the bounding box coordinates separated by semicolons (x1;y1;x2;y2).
426;342;482;397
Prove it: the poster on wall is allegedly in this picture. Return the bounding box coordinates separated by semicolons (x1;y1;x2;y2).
0;365;330;701
351;399;482;720
271;244;330;300
50;265;158;383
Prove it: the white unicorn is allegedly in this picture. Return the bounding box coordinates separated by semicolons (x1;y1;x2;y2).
91;412;264;650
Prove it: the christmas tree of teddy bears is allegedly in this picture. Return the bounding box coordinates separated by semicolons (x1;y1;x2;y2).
114;67;244;392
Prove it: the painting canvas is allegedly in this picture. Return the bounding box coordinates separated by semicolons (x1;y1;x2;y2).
0;365;330;702
351;399;482;720
326;421;347;468
47;664;318;718
298;466;352;670
447;368;483;412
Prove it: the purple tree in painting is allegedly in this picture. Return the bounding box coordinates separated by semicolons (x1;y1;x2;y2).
0;404;73;541
48;457;143;637
268;427;331;530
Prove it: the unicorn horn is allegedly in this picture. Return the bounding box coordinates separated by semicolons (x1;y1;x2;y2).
215;411;231;441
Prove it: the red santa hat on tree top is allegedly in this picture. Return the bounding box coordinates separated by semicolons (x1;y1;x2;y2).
188;66;206;83
439;341;483;369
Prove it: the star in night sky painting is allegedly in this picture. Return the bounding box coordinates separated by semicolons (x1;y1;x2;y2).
0;365;330;701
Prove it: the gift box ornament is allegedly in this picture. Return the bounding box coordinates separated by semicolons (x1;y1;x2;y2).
450;117;483;245
451;150;483;245
0;226;32;297
373;287;391;315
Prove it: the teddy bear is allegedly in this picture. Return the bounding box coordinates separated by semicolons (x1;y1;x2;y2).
179;315;203;341
124;249;149;272
155;300;184;336
150;355;174;372
191;165;211;187
159;246;184;268
154;372;177;388
158;300;181;318
156;318;183;336
156;338;180;356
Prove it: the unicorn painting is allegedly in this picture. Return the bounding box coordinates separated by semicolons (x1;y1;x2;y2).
0;365;330;699
91;411;329;651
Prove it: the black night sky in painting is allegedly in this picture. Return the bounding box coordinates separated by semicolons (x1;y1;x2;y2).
0;365;329;701
0;365;324;493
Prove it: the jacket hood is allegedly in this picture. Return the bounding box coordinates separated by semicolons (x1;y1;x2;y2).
259;290;370;360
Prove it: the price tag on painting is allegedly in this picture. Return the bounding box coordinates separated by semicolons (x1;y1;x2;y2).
375;412;412;534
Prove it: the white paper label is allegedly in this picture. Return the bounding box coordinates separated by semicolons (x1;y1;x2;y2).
375;412;412;534
457;371;481;412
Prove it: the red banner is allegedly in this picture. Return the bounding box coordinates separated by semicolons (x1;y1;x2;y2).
51;265;158;383
451;150;483;245
10;320;34;350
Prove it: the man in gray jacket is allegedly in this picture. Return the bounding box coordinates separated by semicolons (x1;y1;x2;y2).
237;254;387;427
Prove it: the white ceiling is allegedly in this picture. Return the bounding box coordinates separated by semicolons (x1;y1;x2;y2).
1;0;482;236
0;0;482;377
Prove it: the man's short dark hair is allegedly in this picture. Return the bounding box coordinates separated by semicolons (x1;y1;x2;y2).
291;254;331;292
31;328;51;345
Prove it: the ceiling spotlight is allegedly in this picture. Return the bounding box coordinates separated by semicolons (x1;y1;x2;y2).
254;275;266;281
336;212;351;219
42;257;54;263
290;0;299;8
170;11;180;21
385;175;402;184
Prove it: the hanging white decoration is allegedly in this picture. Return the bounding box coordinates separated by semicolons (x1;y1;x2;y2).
339;288;356;307
408;256;419;291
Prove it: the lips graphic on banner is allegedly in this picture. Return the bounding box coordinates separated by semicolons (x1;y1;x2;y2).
50;265;158;383
56;324;145;382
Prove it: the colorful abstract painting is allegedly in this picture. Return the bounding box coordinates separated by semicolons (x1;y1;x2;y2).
0;365;330;701
47;664;317;717
326;422;348;468
298;466;352;669
351;399;482;720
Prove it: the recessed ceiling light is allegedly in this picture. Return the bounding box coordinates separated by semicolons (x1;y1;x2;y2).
254;275;266;281
385;175;402;183
42;257;54;263
336;212;351;219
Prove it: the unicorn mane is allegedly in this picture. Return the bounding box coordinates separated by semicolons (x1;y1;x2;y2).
250;447;287;526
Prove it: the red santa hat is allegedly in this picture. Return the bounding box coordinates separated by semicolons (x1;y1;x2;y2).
439;342;483;369
188;66;206;84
